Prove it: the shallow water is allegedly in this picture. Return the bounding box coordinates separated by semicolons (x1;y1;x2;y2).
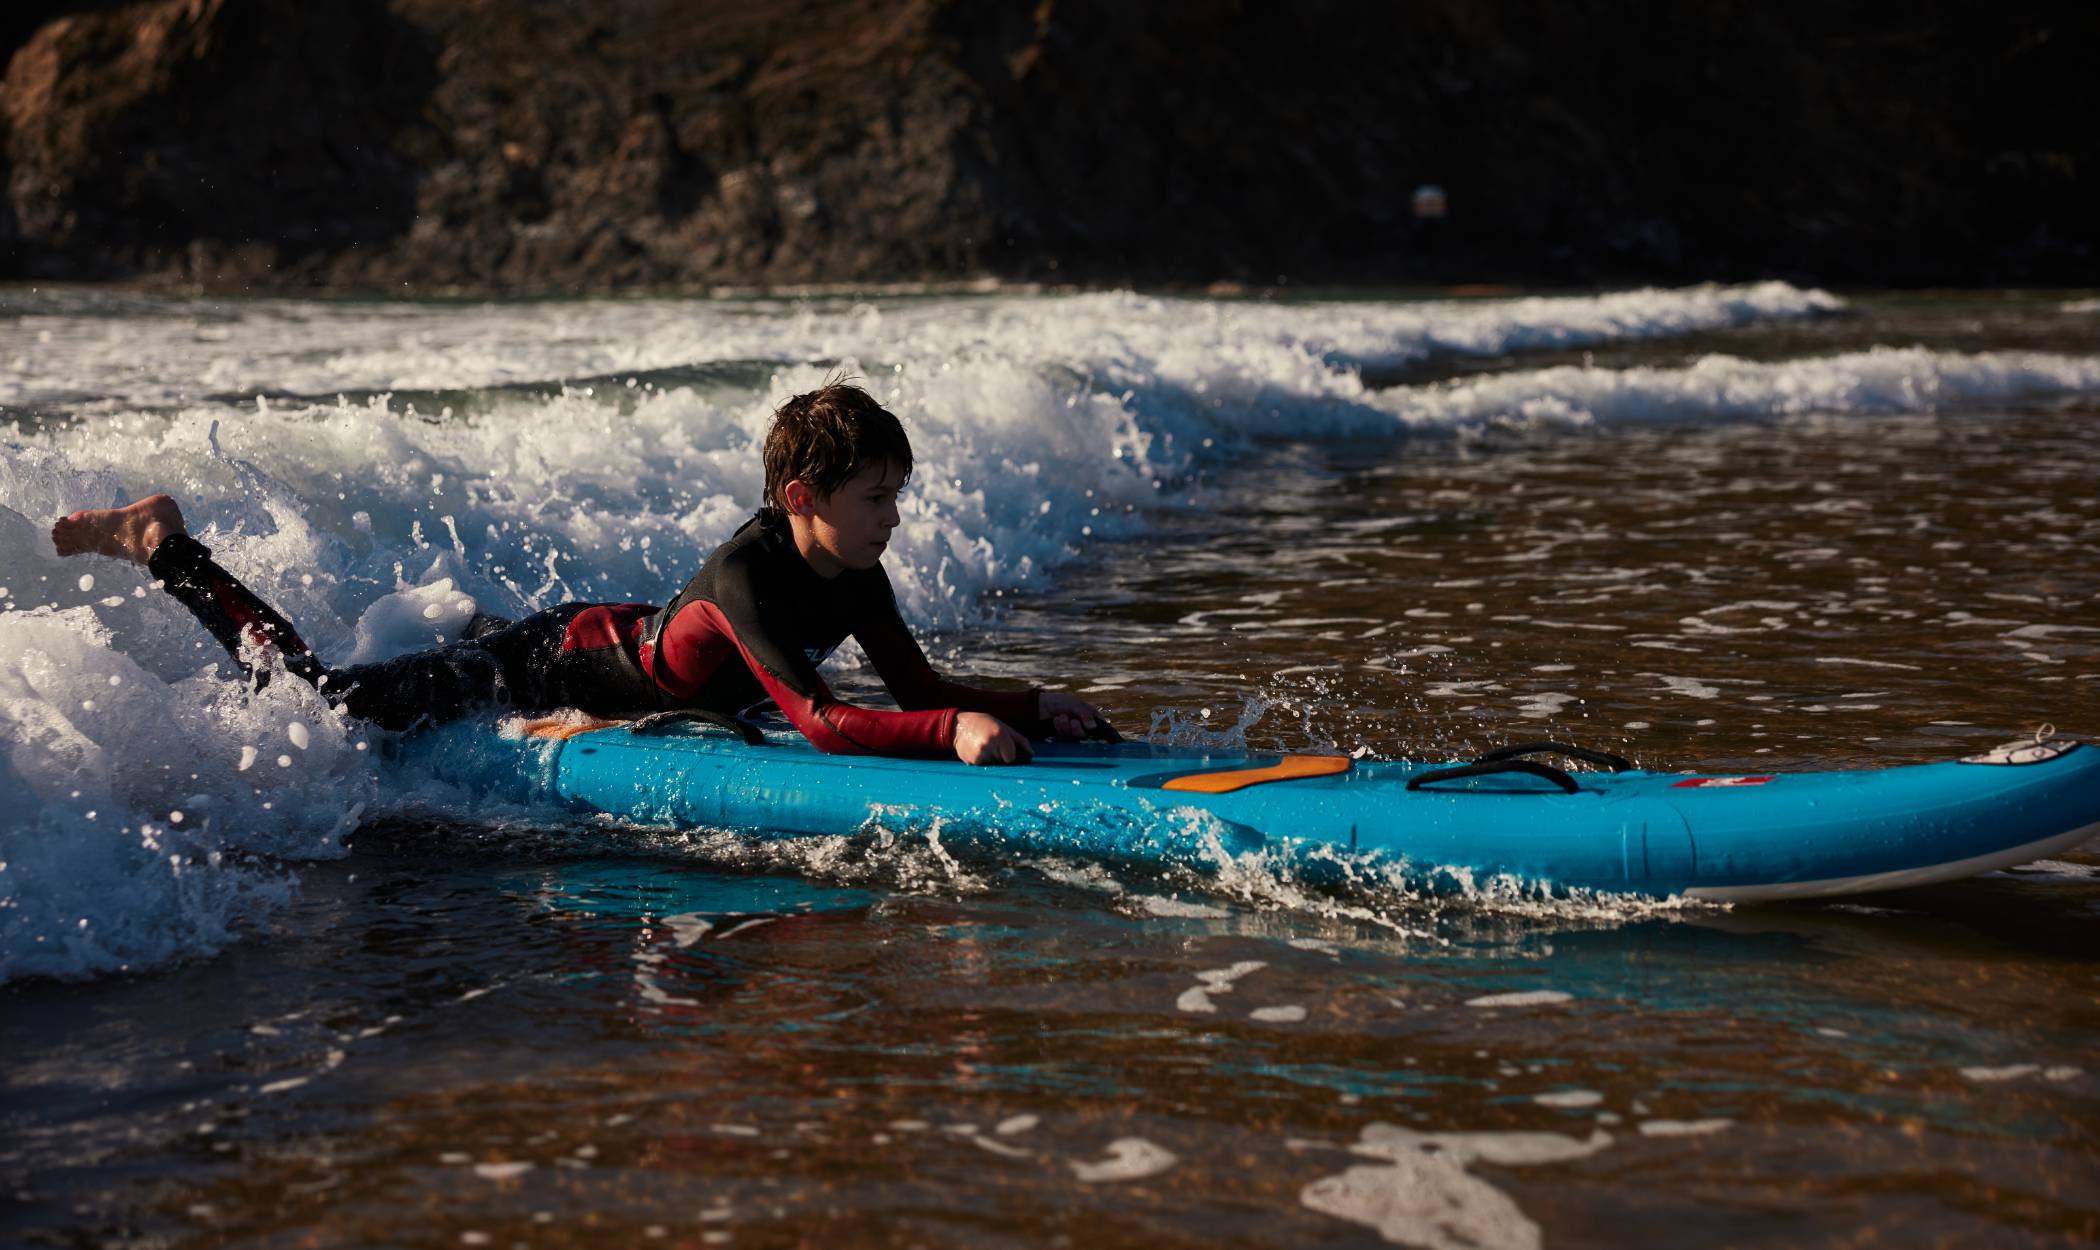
3;285;2098;1247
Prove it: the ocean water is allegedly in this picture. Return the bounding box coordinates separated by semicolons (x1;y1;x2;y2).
3;283;2098;1247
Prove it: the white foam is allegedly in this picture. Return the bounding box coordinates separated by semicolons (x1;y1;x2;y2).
8;282;1841;414
1301;1123;1611;1248
1353;1124;1612;1168
970;1134;1033;1159
345;574;483;665
1069;1136;1178;1182
0;597;371;982
1176;959;1267;1013
1637;1119;1733;1137
1303;1153;1535;1249
1368;345;2100;432
1996;860;2099;880
661;913;714;948
1466;990;1574;1008
1136;895;1232;918
1957;1063;2081;1083
1512;692;1577;719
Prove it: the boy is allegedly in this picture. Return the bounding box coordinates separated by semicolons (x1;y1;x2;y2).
50;383;1103;765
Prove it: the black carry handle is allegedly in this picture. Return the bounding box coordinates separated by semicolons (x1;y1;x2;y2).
1406;759;1581;794
628;709;767;746
1475;740;1632;773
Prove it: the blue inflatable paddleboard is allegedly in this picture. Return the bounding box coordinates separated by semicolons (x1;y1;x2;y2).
395;721;2100;902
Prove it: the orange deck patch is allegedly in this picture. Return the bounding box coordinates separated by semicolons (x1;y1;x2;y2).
520;717;623;742
1159;754;1352;794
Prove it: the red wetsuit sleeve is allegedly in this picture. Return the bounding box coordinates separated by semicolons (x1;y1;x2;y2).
640;599;720;700
854;597;1042;730
651;598;957;755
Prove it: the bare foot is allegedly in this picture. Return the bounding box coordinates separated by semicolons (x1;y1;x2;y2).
51;494;187;565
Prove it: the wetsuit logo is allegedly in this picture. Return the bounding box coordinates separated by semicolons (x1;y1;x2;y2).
804;644;837;666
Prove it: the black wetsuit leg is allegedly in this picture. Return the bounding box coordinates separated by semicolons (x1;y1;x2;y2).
321;607;583;729
145;533;577;731
145;533;330;687
462;612;515;641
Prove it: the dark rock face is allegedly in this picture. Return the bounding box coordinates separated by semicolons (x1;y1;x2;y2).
368;0;992;291
3;0;2093;291
941;0;2099;287
4;0;438;282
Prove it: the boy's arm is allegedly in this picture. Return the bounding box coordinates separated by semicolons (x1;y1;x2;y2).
851;593;1043;729
650;588;959;756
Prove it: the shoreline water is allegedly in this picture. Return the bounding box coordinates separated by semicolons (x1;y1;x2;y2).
8;281;2100;986
3;282;2097;1246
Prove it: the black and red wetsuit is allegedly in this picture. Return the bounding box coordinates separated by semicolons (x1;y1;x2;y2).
549;509;1040;751
146;510;1041;750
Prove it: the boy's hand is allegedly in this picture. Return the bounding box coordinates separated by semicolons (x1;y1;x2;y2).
1039;691;1105;740
955;712;1030;765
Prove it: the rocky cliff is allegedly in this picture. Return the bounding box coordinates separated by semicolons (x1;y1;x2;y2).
3;0;2093;291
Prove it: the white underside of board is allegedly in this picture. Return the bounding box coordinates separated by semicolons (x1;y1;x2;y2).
1685;819;2100;902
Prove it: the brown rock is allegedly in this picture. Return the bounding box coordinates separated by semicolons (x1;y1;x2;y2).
5;0;438;283
2;0;2094;291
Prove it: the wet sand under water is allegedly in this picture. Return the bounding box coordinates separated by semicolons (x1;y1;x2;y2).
5;840;2096;1248
5;293;2100;1248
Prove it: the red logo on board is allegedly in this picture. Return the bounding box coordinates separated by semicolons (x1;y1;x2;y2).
1671;775;1776;789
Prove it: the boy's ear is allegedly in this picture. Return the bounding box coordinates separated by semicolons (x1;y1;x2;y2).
782;479;816;517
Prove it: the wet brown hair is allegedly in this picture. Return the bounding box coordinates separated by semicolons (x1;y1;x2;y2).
762;380;914;510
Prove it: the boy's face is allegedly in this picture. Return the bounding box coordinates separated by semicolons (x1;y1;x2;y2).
785;460;905;577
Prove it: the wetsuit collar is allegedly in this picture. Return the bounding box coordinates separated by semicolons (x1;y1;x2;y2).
737;507;791;537
742;508;838;583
